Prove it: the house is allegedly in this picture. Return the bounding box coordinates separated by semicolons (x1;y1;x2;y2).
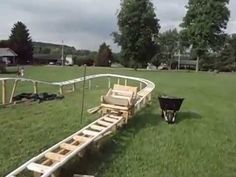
0;48;17;65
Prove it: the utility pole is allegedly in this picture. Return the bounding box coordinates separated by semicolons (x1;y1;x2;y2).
61;40;64;66
178;41;181;70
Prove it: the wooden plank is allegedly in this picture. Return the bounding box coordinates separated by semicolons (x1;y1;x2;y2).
90;125;105;131
97;120;112;127
117;78;120;85
101;103;129;110
108;115;122;120
45;152;65;162
9;80;18;103
73;135;90;143
2;80;7;105
72;83;76;92
59;86;63;95
60;143;78;151
103;117;117;123
74;174;94;177
27;162;50;174
82;130;99;137
33;81;38;94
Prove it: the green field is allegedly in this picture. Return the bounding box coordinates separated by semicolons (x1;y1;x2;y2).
1;66;236;177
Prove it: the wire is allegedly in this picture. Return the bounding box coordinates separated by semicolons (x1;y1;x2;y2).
80;64;87;124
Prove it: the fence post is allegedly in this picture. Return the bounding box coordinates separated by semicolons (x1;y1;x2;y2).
139;82;142;90
10;80;18;103
125;79;127;86
59;85;63;95
2;80;7;105
117;78;120;85
33;81;38;94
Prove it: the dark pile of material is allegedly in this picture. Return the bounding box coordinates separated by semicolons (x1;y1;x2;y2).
13;92;64;103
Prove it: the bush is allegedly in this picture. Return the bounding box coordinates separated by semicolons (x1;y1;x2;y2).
73;56;94;66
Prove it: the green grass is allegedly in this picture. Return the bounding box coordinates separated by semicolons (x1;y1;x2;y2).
0;66;236;177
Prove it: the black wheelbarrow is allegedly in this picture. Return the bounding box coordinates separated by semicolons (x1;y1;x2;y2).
158;96;184;123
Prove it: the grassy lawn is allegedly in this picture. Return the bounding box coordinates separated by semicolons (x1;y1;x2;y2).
0;66;236;177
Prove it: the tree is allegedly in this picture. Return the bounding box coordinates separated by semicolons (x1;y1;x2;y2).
113;0;160;68
217;34;236;72
159;29;179;69
9;21;33;64
96;43;113;67
180;0;230;71
0;40;10;48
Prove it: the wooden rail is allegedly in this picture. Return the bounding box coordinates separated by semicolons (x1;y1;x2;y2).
1;74;155;105
4;74;155;177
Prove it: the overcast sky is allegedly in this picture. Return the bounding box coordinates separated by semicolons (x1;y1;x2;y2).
0;0;235;52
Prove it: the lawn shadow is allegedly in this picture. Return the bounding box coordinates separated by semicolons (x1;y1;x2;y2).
175;111;202;124
60;105;161;177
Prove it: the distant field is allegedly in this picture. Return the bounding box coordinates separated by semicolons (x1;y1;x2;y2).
0;66;236;177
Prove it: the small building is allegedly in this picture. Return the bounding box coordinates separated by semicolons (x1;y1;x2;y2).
173;53;197;70
0;48;17;65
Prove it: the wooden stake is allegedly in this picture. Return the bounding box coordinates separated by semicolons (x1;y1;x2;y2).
33;81;38;94
88;79;91;90
2;80;7;105
125;79;127;86
59;86;63;95
117;78;120;85
9;80;18;103
139;82;142;90
108;77;111;89
72;83;76;92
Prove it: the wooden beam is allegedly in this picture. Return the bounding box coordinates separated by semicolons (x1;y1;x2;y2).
2;80;7;105
72;83;76;92
45;152;65;162
97;120;112;127
103;117;117;123
9;80;18;103
74;174;94;177
82;130;99;137
60;143;78;151
27;163;51;174
90;125;105;131
73;135;90;143
139;82;142;90
59;85;63;95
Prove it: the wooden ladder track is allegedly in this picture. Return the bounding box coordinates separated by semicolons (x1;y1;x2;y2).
6;114;123;177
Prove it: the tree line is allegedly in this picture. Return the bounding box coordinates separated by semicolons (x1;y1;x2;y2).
1;0;235;71
114;0;235;72
0;21;113;67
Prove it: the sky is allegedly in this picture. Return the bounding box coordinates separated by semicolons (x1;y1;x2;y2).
0;0;235;52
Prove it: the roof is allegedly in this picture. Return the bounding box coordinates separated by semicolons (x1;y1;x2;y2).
0;48;17;57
